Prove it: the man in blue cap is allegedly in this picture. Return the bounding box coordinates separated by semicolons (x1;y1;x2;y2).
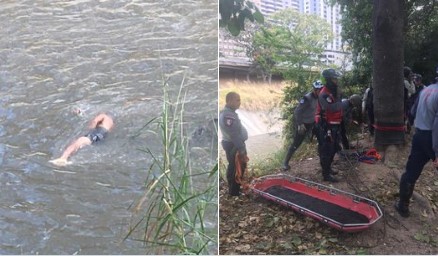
282;80;323;171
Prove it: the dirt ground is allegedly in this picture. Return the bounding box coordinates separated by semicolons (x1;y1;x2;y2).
219;135;438;255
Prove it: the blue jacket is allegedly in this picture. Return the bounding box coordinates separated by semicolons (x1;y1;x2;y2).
413;83;438;156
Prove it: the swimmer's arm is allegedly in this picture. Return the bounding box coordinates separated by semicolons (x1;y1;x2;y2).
89;114;105;129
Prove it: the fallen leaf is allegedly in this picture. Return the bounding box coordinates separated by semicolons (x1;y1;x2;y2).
249;216;260;222
328;238;338;243
235;244;251;252
291;235;302;246
421;210;428;218
315;232;322;239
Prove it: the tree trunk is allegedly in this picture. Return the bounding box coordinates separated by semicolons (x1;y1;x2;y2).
372;0;405;146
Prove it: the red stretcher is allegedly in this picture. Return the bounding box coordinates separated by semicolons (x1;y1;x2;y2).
251;174;383;232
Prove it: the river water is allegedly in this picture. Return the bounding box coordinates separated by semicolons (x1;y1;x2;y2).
0;0;217;254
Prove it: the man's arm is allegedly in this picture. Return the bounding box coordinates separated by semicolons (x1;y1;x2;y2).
294;96;309;125
89;114;107;129
404;79;416;96
362;88;369;114
319;92;343;113
432;106;438;158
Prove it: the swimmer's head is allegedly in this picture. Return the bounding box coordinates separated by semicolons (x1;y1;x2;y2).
73;107;83;115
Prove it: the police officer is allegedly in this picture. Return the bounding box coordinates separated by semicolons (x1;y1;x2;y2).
407;74;426;125
282;80;323;171
362;84;375;136
315;69;349;182
395;78;438;217
404;67;416;133
219;92;248;196
340;94;362;150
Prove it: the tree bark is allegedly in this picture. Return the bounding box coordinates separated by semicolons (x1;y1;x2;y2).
372;0;405;146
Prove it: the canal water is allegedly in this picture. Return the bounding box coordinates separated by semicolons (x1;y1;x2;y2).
0;0;217;254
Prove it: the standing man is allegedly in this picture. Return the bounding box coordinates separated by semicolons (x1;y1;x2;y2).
282;80;323;171
315;69;348;182
219;92;248;196
404;67;416;133
395;77;438;217
340;94;362;150
49;113;114;166
408;74;426;125
362;84;375;136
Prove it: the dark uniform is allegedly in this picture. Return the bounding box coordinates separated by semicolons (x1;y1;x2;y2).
340;99;353;150
407;74;425;125
395;82;438;217
219;106;248;196
282;91;318;170
362;87;375;136
340;94;361;150
315;83;346;182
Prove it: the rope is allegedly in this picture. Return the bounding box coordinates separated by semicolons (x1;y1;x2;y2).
235;151;250;192
339;145;387;247
373;124;405;132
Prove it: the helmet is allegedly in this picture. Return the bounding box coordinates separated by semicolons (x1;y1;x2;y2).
349;94;362;108
312;80;323;89
322;69;341;79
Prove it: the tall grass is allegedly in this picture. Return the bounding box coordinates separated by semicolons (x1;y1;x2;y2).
219;80;286;111
125;76;218;255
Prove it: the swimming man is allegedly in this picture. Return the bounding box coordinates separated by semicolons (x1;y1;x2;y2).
49;113;114;166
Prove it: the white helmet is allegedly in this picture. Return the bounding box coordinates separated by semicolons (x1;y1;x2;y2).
312;80;323;89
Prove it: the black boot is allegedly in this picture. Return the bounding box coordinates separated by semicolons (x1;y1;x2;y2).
227;166;240;196
394;200;410;218
282;145;297;171
395;180;415;217
322;168;339;182
330;169;339;175
323;174;339;182
321;159;339;182
282;164;291;171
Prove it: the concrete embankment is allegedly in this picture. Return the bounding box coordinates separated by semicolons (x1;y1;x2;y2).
218;109;285;161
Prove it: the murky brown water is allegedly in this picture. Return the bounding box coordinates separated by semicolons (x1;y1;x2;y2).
0;0;217;254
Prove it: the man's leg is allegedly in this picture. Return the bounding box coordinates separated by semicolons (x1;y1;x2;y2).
396;131;433;217
50;137;92;166
283;129;306;170
320;127;339;182
222;141;240;196
340;122;350;149
368;108;375;136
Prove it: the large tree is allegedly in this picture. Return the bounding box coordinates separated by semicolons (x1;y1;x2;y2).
332;0;438;85
372;0;405;146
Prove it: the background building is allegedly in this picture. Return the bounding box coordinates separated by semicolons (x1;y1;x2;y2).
219;0;352;80
299;0;349;67
258;0;299;14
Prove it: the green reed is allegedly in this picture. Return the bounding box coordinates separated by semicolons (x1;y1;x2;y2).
125;77;218;255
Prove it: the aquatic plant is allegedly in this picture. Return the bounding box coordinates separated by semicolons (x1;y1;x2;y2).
125;75;218;255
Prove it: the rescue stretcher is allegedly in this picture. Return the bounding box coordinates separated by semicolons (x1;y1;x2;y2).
251;174;383;232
